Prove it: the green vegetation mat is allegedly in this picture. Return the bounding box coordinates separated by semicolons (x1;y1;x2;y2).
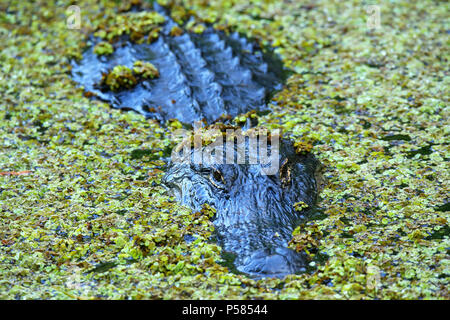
0;0;448;299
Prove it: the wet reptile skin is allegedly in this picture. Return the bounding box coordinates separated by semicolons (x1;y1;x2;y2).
72;4;283;124
162;137;320;277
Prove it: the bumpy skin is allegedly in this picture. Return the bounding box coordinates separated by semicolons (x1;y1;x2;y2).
71;4;283;124
162;139;320;278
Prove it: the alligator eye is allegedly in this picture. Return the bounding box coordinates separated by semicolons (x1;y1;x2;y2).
209;169;226;189
279;158;291;188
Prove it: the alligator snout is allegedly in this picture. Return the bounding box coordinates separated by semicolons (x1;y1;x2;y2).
242;247;308;277
162;135;320;278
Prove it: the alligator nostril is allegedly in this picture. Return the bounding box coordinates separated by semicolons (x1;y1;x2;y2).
263;255;293;275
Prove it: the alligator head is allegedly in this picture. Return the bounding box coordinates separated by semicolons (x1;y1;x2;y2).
162;131;321;278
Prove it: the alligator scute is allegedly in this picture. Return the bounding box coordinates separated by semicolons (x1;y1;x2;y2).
71;4;283;124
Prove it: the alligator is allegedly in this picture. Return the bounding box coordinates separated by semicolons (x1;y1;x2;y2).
162;129;321;277
71;3;322;278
